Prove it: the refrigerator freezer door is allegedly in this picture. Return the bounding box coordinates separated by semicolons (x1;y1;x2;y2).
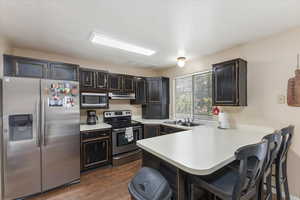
41;79;80;191
2;77;42;200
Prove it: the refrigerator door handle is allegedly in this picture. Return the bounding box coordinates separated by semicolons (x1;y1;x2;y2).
42;97;46;146
36;99;41;147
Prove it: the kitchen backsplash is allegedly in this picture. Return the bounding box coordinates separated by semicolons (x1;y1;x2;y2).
80;99;142;123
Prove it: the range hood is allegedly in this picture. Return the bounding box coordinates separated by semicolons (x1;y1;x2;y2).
109;92;135;100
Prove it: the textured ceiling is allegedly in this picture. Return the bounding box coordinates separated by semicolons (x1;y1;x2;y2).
1;0;300;68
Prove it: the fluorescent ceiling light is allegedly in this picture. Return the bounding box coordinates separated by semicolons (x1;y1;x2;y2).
90;32;156;56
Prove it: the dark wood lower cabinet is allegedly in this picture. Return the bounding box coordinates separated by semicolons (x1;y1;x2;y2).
143;124;160;138
143;124;186;138
159;125;186;135
80;129;112;171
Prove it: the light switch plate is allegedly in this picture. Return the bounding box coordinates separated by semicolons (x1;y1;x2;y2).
278;94;286;104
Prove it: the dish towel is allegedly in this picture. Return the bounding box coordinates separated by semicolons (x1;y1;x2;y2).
125;127;134;142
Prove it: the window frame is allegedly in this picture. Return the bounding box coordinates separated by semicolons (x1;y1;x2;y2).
174;70;214;120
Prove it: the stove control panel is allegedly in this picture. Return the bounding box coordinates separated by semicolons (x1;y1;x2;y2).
104;110;132;118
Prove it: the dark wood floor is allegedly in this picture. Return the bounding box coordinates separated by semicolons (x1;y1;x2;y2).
29;160;141;200
28;160;278;200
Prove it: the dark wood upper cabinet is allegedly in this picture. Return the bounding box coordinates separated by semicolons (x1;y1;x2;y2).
146;77;169;104
131;77;147;104
212;58;247;106
48;62;79;81
4;55;47;78
79;68;108;91
4;55;79;81
147;78;162;103
123;75;134;93
95;70;108;89
142;77;170;119
108;74;123;92
80;68;94;89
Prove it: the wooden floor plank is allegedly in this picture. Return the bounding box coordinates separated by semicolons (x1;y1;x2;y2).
27;159;279;200
29;160;141;200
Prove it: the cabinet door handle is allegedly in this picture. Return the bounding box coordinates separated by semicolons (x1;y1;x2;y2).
104;75;107;88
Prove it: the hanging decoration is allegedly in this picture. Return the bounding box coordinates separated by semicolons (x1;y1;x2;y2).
287;54;300;106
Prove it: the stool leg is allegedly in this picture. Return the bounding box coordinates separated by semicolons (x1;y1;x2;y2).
257;178;262;200
266;172;272;200
282;161;290;200
255;186;260;200
275;162;282;200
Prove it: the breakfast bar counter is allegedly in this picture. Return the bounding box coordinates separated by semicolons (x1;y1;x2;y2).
136;125;274;199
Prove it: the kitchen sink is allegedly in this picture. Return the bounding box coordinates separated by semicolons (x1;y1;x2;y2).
180;122;202;127
164;120;178;125
163;120;203;127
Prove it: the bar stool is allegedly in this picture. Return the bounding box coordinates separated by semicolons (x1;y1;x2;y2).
259;132;282;200
227;131;282;200
275;125;294;200
128;167;172;200
188;141;268;200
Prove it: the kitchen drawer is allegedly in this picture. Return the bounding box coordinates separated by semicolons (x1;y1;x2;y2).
81;129;111;141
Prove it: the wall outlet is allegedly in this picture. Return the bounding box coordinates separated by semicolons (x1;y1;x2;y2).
277;94;286;104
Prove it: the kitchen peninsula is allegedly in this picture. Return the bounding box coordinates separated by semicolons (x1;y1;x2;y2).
137;125;274;199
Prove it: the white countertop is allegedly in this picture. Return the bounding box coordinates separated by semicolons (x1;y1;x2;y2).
137;125;274;176
79;117;217;132
80;122;112;132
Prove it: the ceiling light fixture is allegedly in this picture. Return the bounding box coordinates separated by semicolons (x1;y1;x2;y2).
90;32;156;56
177;57;186;67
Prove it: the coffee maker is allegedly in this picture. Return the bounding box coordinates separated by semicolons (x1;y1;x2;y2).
86;110;98;125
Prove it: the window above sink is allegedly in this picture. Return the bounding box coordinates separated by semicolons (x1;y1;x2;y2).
174;70;214;120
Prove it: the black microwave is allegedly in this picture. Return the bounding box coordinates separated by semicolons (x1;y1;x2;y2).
80;92;108;108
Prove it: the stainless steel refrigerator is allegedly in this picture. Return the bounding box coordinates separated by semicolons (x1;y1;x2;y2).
1;77;80;200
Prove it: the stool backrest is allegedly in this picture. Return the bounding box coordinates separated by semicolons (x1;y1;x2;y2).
262;131;283;170
233;141;268;198
278;125;294;162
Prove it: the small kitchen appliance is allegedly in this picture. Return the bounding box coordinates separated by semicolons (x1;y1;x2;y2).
86;110;98;125
218;111;230;129
80;92;108;108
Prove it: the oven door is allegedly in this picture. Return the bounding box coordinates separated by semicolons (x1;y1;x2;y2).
112;126;142;155
80;93;108;108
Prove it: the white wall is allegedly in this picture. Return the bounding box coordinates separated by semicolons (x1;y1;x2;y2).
0;37;11;77
159;27;300;197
